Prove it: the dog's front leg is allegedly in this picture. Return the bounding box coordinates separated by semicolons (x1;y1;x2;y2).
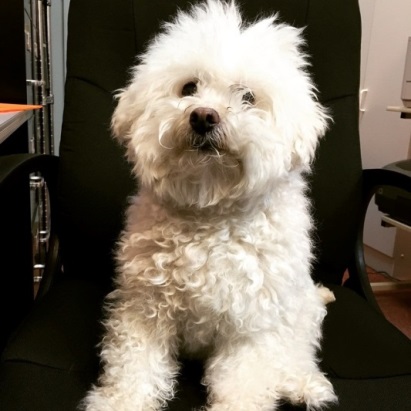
81;301;179;411
203;334;282;411
203;331;336;411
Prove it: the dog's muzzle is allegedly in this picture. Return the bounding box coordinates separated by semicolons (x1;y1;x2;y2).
189;107;221;151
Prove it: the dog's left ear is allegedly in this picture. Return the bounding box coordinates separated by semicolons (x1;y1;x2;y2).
262;23;330;171
111;82;144;145
289;96;329;171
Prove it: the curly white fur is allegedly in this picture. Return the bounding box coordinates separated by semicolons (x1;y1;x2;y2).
82;1;337;410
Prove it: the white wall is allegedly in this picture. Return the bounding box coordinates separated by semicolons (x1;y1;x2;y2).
359;0;411;272
359;0;411;169
51;0;69;154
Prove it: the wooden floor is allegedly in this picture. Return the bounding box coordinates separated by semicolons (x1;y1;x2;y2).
368;269;411;339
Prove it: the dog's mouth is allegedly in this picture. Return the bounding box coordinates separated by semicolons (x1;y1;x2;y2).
190;132;222;153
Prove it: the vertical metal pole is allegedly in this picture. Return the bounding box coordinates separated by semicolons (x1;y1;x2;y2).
37;0;51;155
27;0;54;295
45;0;54;155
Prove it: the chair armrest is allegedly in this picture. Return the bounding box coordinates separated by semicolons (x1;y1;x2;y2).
362;167;411;199
0;154;59;349
346;167;411;312
0;153;59;189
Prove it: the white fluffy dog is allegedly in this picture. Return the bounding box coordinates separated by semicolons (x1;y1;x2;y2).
83;1;337;410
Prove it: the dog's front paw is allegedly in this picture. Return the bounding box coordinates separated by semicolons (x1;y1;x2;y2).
80;385;160;411
316;285;336;305
204;399;277;411
296;373;338;410
204;403;275;411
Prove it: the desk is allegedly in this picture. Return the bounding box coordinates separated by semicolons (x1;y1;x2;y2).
0;111;32;144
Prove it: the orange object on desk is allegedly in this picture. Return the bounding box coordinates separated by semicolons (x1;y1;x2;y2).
0;103;42;113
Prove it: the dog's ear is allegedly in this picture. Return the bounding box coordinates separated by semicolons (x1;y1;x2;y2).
270;61;329;171
289;97;329;171
255;22;330;171
111;83;144;144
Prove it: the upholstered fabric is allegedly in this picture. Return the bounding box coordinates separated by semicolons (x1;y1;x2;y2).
1;1;411;410
58;0;362;287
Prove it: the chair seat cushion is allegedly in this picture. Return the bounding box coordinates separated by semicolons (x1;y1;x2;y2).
320;284;411;379
0;278;106;411
1;282;410;410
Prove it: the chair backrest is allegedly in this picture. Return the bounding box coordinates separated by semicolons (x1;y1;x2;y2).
59;0;362;289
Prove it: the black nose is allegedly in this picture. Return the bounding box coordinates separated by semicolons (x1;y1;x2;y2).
189;107;220;135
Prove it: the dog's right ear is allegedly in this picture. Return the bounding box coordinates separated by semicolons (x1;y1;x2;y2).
111;84;143;144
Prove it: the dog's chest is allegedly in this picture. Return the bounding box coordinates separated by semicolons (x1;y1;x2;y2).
154;219;264;291
148;216;295;327
122;205;312;339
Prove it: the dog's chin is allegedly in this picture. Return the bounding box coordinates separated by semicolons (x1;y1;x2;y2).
150;141;245;210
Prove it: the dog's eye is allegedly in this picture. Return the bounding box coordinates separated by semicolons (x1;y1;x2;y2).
181;81;198;97
242;91;255;105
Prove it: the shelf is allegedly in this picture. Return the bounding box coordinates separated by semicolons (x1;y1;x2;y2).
386;106;411;118
386;106;411;113
381;215;411;233
0;111;32;143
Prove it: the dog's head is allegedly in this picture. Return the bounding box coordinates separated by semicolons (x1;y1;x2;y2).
112;0;329;209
